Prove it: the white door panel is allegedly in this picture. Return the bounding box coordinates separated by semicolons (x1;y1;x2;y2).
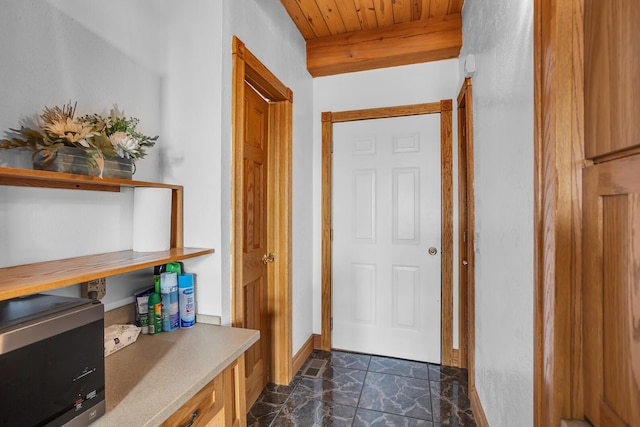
332;114;441;363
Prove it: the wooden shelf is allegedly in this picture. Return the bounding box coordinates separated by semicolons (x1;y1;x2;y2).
0;248;214;302
0;167;215;302
0;166;181;192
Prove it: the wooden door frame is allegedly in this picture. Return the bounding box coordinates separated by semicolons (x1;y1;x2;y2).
231;36;293;386
456;78;474;376
320;100;455;366
534;0;585;425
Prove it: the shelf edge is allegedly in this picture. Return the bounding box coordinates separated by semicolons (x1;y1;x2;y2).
0;248;214;302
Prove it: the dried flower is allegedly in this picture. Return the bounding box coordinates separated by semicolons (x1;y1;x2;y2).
44;118;94;146
40;102;77;126
1;101;158;178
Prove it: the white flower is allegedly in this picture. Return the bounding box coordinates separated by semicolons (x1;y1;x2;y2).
109;131;139;159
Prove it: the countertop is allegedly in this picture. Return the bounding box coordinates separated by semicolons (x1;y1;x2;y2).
91;323;259;427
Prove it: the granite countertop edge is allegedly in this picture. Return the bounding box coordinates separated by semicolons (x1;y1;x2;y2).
92;324;259;427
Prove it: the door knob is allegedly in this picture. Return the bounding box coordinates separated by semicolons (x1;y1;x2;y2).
428;247;438;256
463;260;468;266
262;253;275;264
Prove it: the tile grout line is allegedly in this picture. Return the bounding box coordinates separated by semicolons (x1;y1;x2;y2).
428;376;435;425
349;354;372;426
267;372;304;427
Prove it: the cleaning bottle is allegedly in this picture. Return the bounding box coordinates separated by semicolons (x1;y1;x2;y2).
148;292;162;335
153;265;165;294
160;272;179;332
165;262;183;275
178;273;196;328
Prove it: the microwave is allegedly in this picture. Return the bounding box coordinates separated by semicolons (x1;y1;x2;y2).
0;294;105;426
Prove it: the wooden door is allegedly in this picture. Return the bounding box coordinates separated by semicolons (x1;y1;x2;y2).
242;81;270;408
332;114;442;363
583;155;640;427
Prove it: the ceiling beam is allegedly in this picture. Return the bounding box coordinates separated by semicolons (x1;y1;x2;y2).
306;13;462;77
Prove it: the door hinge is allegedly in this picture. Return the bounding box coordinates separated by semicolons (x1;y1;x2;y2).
331;317;333;330
331;229;333;242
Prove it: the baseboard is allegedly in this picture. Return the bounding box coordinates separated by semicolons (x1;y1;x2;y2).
293;334;318;375
470;385;489;427
195;313;222;325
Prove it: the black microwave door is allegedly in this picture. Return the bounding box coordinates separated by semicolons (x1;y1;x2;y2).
0;319;104;427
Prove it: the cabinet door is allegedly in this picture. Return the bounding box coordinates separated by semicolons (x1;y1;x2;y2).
583;155;640;427
584;0;640;159
160;374;223;427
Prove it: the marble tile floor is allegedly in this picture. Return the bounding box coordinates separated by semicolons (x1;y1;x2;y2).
248;350;476;427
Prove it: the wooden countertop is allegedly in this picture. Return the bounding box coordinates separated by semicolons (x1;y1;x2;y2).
91;323;259;427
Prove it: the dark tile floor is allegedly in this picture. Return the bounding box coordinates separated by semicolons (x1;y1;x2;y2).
247;350;476;426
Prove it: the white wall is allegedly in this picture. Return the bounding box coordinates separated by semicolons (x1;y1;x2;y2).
160;0;224;321
0;0;164;310
222;0;315;355
459;0;534;425
1;0;315;357
162;0;315;354
45;0;170;74
312;60;460;347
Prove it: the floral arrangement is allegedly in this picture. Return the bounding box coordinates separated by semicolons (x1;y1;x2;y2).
1;102;158;177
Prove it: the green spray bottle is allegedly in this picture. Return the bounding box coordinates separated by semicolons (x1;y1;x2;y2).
153;264;166;294
165;262;183;275
148;292;162;334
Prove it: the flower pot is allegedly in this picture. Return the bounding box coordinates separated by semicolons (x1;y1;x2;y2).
0;147;33;169
33;146;134;179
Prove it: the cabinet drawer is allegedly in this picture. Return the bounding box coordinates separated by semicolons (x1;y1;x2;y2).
161;375;224;427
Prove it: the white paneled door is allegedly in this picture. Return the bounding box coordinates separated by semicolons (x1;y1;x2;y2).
332;114;442;363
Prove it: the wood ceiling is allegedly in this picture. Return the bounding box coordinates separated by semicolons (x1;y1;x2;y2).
281;0;464;76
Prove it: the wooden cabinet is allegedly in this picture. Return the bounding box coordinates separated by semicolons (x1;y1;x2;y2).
161;375;223;427
583;155;640;427
0;167;213;302
585;0;640;160
583;1;640;425
161;355;247;427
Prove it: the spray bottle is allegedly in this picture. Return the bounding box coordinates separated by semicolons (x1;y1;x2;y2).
148;292;162;335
